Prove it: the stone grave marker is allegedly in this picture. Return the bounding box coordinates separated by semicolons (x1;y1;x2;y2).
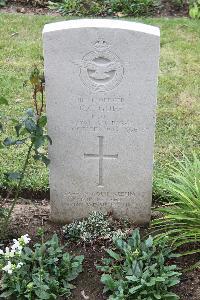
43;19;160;223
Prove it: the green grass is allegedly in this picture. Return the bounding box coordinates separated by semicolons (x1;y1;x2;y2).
0;14;199;195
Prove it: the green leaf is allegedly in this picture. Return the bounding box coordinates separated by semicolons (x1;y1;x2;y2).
35;290;50;299
0;123;3;132
145;235;153;248
38;115;47;127
41;155;50;166
126;275;138;282
106;249;121;260
0;96;8;105
34;136;45;149
16;139;26;145
0;0;6;7
154;293;161;299
3;137;16;146
26;108;34;117
164;292;180;299
168;278;180;287
45;135;52;145
101;274;116;291
129;285;142;294
0;290;14;298
0;141;4;149
5;172;22;181
25;118;36;132
75;255;84;264
3;137;26;146
15;123;22;137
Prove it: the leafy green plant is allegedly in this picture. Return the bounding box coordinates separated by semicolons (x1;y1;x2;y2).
0;233;84;299
49;0;159;16
109;0;159;16
63;211;127;243
48;0;109;16
63;211;112;242
0;67;51;238
189;0;200;18
0;0;6;7
97;229;181;300
152;154;200;256
0;98;9;226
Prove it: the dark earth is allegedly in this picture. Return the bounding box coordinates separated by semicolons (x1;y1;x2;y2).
1;198;200;300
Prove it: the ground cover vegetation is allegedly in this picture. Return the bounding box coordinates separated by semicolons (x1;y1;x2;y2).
0;14;199;198
63;211;128;243
152;154;200;266
0;66;51;238
0;232;84;299
97;229;181;300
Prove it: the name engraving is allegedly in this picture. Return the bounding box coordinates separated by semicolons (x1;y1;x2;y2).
70;97;140;134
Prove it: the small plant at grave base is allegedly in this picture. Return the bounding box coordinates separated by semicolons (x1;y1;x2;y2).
189;0;200;18
0;66;51;238
63;211;112;242
152;154;200;266
0;233;84;299
63;211;128;243
96;229;181;300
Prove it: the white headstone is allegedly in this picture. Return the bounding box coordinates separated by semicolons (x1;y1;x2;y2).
43;19;160;224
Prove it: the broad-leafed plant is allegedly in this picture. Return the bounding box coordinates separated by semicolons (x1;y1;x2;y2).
97;229;181;300
0;232;84;299
152;154;200;259
0;66;51;237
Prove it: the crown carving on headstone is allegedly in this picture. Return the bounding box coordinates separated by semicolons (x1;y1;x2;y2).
93;39;110;51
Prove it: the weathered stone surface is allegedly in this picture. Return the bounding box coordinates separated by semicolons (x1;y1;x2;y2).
43;19;160;223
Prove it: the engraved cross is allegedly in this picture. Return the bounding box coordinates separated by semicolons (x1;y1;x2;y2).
84;136;118;187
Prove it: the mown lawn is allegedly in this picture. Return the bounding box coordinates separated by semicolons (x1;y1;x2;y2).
0;13;199;196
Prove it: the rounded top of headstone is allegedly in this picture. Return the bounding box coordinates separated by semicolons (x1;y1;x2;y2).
43;19;160;37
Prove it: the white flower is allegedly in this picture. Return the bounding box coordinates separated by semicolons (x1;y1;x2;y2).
10;250;15;257
11;239;22;254
12;239;20;250
2;261;13;274
16;262;23;269
19;234;31;246
22;234;31;244
4;247;15;258
0;249;4;255
5;247;10;256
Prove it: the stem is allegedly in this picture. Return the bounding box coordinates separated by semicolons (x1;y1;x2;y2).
2;141;34;232
39;83;44;116
33;87;38;115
